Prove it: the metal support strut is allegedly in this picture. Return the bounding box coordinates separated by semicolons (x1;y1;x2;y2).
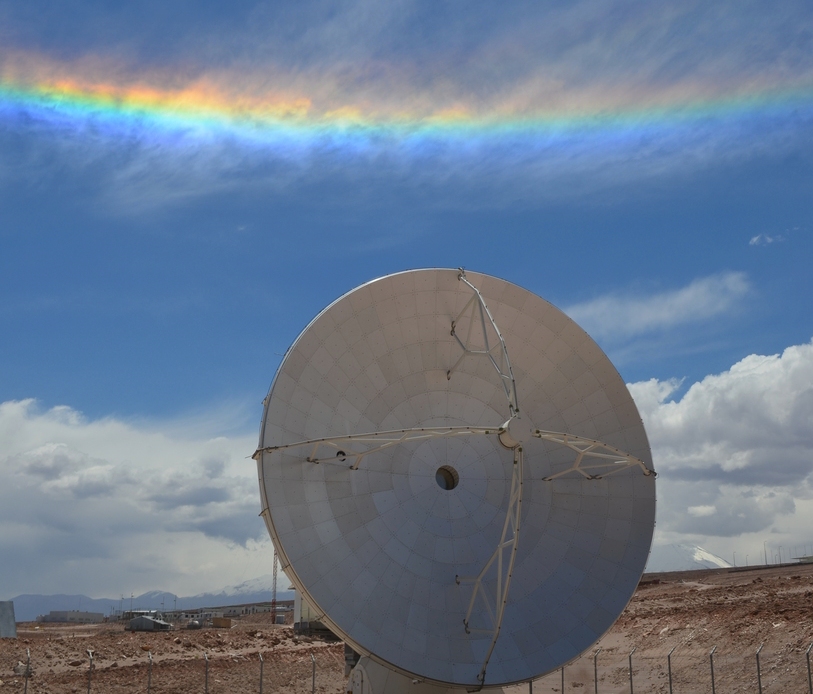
534;430;655;480
456;445;524;687
448;270;519;419
253;426;496;468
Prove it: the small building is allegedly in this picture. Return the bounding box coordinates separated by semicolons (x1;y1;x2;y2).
129;616;172;632
121;610;159;621
0;602;16;639
293;589;332;636
38;610;105;624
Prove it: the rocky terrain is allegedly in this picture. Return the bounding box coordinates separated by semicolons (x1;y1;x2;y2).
1;617;342;693
3;562;812;693
511;561;813;693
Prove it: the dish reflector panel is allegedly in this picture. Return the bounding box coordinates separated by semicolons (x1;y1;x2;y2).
256;269;655;687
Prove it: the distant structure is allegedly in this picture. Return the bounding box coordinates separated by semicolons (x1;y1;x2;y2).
120;609;160;621
292;589;330;635
162;600;291;625
129;616;172;632
37;610;104;624
0;601;16;638
795;555;813;564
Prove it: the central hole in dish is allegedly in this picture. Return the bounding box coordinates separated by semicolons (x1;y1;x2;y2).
435;465;459;491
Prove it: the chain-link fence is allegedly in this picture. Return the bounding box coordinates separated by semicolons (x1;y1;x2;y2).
519;642;813;694
14;645;344;694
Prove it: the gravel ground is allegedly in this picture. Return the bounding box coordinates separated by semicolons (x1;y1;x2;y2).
3;562;813;693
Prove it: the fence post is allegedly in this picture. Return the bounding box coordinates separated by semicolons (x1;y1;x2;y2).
311;652;316;694
709;646;717;694
528;678;532;693
593;648;601;694
806;641;812;694
204;652;209;694
628;647;636;694
148;651;153;694
667;646;676;694
756;643;764;694
87;649;94;694
259;652;264;694
23;648;30;694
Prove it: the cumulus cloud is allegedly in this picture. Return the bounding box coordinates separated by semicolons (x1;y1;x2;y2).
630;339;813;546
566;272;750;341
0;399;269;598
3;339;813;595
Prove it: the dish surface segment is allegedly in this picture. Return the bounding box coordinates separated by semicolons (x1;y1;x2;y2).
256;269;655;687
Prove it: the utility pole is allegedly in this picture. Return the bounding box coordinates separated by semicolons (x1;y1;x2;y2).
271;548;278;625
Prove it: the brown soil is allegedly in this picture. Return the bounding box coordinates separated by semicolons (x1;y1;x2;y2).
507;561;813;693
1;617;344;693
3;563;813;693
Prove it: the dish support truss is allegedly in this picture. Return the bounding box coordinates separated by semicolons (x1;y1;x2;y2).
456;445;524;688
253;272;654;690
533;430;654;481
448;270;519;419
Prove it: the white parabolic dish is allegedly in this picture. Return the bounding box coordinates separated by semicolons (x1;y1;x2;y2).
255;269;655;688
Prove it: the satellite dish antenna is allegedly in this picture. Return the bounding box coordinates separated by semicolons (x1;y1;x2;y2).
255;269;655;693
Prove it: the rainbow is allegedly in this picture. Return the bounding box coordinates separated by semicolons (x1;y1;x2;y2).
2;63;813;153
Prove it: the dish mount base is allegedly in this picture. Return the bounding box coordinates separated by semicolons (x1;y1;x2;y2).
348;657;509;694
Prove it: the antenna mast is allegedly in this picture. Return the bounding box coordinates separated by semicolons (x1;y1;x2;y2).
271;547;278;624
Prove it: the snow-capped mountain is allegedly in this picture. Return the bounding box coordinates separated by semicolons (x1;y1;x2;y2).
212;574;280;597
645;543;733;573
185;574;294;606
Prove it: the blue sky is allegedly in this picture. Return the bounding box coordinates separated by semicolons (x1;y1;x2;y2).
2;0;813;598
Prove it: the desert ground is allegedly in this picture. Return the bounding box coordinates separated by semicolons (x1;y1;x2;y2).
3;562;812;693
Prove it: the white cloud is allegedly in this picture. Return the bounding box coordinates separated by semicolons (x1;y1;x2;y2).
749;233;785;246
4;339;813;596
0;399;270;599
630;339;813;551
566;272;750;341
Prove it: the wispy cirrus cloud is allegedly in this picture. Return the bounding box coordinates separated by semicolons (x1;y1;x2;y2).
2;0;813;212
565;271;750;342
749;233;785;246
5;1;813;116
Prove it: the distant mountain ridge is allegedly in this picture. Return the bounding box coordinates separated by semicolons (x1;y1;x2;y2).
11;545;732;622
645;543;733;573
9;574;294;622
